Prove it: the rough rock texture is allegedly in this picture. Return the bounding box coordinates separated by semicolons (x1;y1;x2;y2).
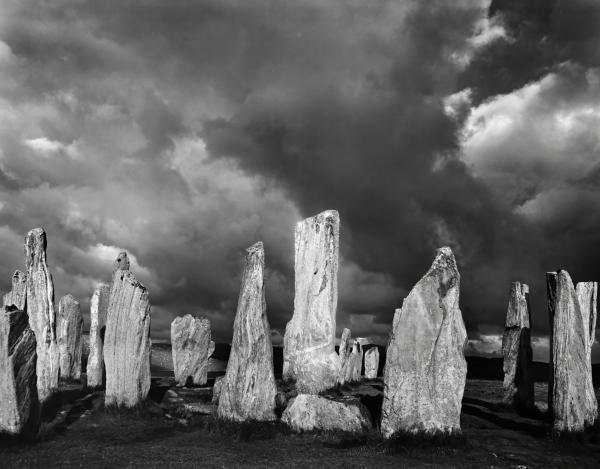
576;281;598;426
364;347;379;379
381;247;467;438
57;294;84;381
282;394;372;433
3;270;28;310
502;282;534;410
113;251;130;272
104;269;151;407
212;376;224;404
86;285;110;388
171;315;215;387
352;342;364;381
217;242;277;422
25;228;59;402
337;328;351;380
283;210;341;394
546;272;558;414
0;306;39;436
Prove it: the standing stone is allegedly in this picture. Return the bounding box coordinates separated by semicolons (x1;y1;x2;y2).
113;251;130;272
283;210;341;394
501;282;534;410
3;270;28;310
217;242;277;421
351;341;363;381
364;347;379;379
340;340;360;384
0;306;39;436
338;328;351;376
576;281;597;426
171;315;215;387
104;268;151;407
86;285;110;388
381;247;467;437
25;228;59;402
546;272;558;415
57;294;84;381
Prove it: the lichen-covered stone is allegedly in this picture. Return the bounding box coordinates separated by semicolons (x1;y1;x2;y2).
577;281;598;426
337;328;351;384
0;306;39;436
283;210;341;393
3;270;27;310
171;315;215;387
282;394;372;433
113;251;130;272
340;340;363;384
502;282;534;410
364;347;379;379
104;269;151;407
57;294;83;381
25;228;59;402
381;247;467;438
217;242;277;421
86;285;110;388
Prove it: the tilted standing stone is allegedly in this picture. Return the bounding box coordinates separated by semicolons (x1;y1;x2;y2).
3;270;28;310
502;282;534;410
0;306;39;436
364;347;379;379
283;210;341;394
576;281;597;426
86;285;110;388
381;247;467;437
25;228;59;402
57;294;84;381
104;266;151;407
218;242;277;421
171;315;215;387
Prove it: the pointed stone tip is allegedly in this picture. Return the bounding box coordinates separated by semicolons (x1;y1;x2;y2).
246;241;264;254
114;251;130;271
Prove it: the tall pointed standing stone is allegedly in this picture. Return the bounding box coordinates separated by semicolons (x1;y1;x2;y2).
171;315;215;387
3;270;28;310
0;306;39;436
502;282;534;410
381;247;467;438
25;228;59;402
364;347;379;379
113;251;130;272
57;294;84;381
104;265;151;407
218;242;277;422
576;281;597;426
86;285;110;388
283;210;341;394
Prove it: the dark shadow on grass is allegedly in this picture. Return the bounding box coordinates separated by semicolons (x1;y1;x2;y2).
197;415;292;442
462;396;544;420
381;430;471;456
461;403;546;438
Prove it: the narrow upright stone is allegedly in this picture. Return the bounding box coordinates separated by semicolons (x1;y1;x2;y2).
103;268;151;407
337;328;352;384
25;228;59;402
171;315;215;387
0;306;39;436
546;272;558;414
57;295;83;381
3;270;28;310
217;242;277;421
86;285;110;388
381;247;467;437
340;340;361;384
576;281;598;426
351;341;363;381
364;347;379;379
502;282;534;410
283;210;341;394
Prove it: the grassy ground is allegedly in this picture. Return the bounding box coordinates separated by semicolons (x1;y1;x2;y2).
1;380;600;468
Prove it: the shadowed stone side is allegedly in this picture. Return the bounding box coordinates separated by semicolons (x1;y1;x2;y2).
576;281;597;426
171;315;215;387
3;270;28;310
546;272;558;415
283;210;341;394
217;242;277;422
381;247;467;438
57;294;83;381
337;327;351;384
364;347;379;379
86;285;110;388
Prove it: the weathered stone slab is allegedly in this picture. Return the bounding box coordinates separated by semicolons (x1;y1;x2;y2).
86;285;110;388
576;281;597;426
57;294;83;381
283;210;341;393
25;227;59;402
171;315;215;387
104;268;151;407
3;270;27;310
217;242;277;421
0;306;39;436
113;251;130;272
212;376;224;404
381;247;467;437
502;282;534;410
282;394;372;433
546;272;558;414
337;327;351;383
364;347;379;379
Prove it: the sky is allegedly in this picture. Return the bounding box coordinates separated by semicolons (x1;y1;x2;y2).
0;0;599;358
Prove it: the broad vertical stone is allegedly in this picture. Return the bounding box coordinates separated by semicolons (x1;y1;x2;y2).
283;210;341;394
86;285;110;388
0;306;39;436
57;294;83;381
364;347;379;379
217;242;277;421
25;228;59;402
171;315;215;387
576;281;598;426
381;247;467;437
3;270;28;310
502;282;534;410
104;268;151;407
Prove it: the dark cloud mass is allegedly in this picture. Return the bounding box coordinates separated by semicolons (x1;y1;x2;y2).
0;0;598;355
